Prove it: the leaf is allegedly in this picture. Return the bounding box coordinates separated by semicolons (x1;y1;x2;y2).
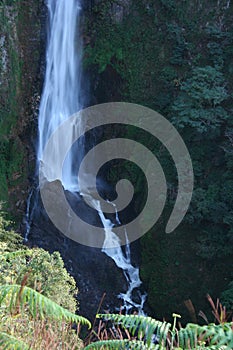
0;332;29;350
0;284;91;328
94;313;233;349
97;314;171;348
84;339;160;349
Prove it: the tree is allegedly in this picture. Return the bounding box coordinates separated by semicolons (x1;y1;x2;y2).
171;65;229;133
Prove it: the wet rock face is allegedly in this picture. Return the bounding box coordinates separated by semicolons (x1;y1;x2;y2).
18;0;143;320
110;0;132;22
27;182;129;319
0;0;46;218
83;0;131;20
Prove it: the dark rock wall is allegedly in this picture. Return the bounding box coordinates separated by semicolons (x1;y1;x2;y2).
83;0;233;323
0;0;45;219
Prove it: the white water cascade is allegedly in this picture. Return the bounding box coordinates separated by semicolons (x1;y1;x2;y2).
93;200;146;314
38;0;82;190
38;0;146;314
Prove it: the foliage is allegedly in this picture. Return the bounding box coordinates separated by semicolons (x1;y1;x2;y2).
84;0;233;321
0;209;24;252
84;313;233;349
0;321;83;350
0;209;78;312
0;284;90;349
2;288;232;350
0;0;42;209
198;294;233;326
0;332;29;350
0;0;232;342
0;0;25;203
0;284;90;326
171;66;229;133
0;209;90;348
85;339;157;349
0;249;78;312
221;282;233;312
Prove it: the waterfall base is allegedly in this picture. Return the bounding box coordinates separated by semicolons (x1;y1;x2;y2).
25;180;146;319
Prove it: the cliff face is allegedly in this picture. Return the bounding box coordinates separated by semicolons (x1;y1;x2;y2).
0;0;133;320
83;0;233;321
0;0;44;219
1;0;233;323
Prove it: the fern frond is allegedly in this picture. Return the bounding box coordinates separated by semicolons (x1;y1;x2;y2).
0;332;29;350
183;322;233;348
84;339;161;349
97;314;171;347
96;314;233;349
178;325;198;348
0;284;91;328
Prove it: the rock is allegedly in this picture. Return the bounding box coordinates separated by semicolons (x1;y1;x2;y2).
27;182;128;319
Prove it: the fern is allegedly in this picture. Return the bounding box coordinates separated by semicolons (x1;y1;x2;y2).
93;313;233;349
179;323;233;348
0;284;91;328
97;314;170;348
0;332;29;350
84;339;160;349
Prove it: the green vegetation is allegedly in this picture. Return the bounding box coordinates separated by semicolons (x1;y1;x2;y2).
0;0;233;348
0;0;41;212
0;283;89;349
0;208;78;312
0;0;24;203
84;0;233;320
85;313;233;349
0;248;78;312
0;209;90;349
0;284;90;326
0;203;232;348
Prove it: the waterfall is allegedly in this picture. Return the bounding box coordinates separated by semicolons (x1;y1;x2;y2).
38;0;82;190
37;0;146;314
93;200;146;314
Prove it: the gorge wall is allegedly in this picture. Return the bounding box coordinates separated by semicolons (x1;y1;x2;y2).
1;0;233;323
84;0;233;322
0;0;45;219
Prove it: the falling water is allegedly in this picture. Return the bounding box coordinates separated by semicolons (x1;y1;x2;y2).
101;224;146;314
24;187;36;242
94;200;146;314
37;0;146;314
38;0;82;190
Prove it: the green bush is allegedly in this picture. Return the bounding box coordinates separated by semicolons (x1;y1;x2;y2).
0;209;78;312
